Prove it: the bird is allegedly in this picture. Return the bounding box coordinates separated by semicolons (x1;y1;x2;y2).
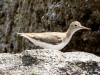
17;21;91;50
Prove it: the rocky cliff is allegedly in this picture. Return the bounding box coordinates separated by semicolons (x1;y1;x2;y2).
0;0;100;54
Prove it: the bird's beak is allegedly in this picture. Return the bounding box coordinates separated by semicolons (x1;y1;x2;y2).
80;26;91;30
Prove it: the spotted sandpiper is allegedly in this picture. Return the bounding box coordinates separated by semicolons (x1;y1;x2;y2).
17;21;91;50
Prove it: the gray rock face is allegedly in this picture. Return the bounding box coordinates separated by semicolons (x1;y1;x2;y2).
0;49;100;75
0;0;100;54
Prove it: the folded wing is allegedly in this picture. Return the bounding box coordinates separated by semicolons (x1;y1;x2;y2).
22;32;65;45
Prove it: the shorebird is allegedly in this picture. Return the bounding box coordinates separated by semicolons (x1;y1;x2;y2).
17;21;91;50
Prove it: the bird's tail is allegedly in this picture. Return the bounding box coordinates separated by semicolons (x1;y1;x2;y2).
16;32;23;36
16;32;29;39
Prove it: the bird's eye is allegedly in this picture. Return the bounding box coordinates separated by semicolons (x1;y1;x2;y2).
74;24;77;27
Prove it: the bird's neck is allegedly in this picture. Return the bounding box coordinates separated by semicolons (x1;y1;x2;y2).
66;28;75;37
65;28;75;43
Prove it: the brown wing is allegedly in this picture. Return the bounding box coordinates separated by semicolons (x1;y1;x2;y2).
24;32;66;45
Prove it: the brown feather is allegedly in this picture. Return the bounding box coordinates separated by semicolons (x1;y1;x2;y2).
24;32;66;45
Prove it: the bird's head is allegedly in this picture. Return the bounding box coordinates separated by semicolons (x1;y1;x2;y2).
69;21;91;32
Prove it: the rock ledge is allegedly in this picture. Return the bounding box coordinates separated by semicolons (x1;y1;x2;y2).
0;49;100;75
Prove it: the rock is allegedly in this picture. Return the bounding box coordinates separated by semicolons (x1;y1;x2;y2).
0;49;100;75
0;0;100;54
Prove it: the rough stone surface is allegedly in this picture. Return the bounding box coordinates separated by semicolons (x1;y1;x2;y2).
0;0;100;55
0;49;100;75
